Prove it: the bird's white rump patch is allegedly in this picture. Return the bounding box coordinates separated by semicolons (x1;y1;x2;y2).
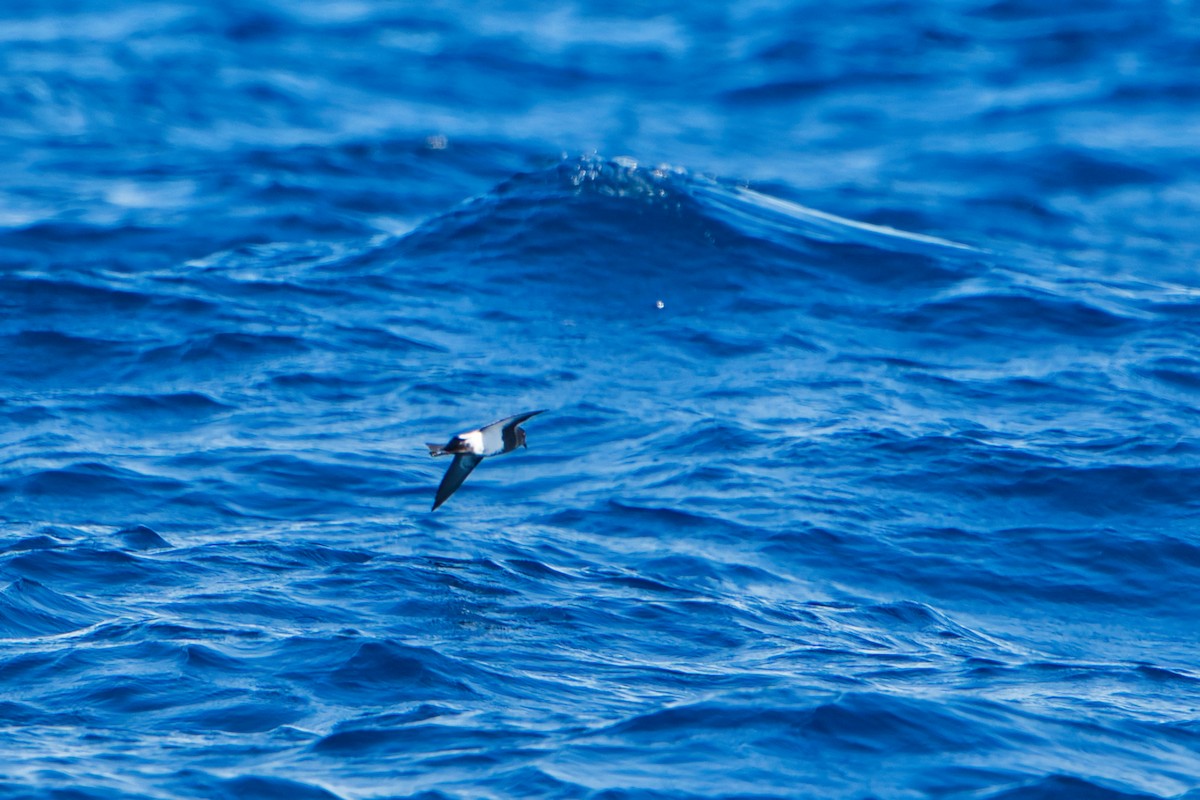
459;429;485;455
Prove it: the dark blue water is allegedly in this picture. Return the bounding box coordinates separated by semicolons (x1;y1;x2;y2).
4;2;1200;798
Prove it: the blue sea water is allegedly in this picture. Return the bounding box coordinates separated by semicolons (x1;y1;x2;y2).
3;1;1200;798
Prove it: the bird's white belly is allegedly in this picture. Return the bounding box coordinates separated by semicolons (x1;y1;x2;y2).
479;426;506;456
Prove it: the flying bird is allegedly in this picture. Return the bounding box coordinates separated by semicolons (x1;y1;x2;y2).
426;410;546;510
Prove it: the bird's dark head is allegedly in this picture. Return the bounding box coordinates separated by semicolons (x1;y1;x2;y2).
516;427;528;448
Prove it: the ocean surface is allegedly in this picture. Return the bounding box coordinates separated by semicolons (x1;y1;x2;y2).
3;2;1200;798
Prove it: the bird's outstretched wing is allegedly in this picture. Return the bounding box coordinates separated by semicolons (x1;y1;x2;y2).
484;407;547;443
482;409;546;435
432;453;483;511
483;409;547;452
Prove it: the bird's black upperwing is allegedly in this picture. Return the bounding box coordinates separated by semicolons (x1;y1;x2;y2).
487;409;546;452
432;453;483;510
484;409;546;436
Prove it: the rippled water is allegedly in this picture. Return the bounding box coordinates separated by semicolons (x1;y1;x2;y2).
4;2;1200;799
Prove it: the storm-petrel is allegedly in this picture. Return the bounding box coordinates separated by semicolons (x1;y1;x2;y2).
426;410;546;510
